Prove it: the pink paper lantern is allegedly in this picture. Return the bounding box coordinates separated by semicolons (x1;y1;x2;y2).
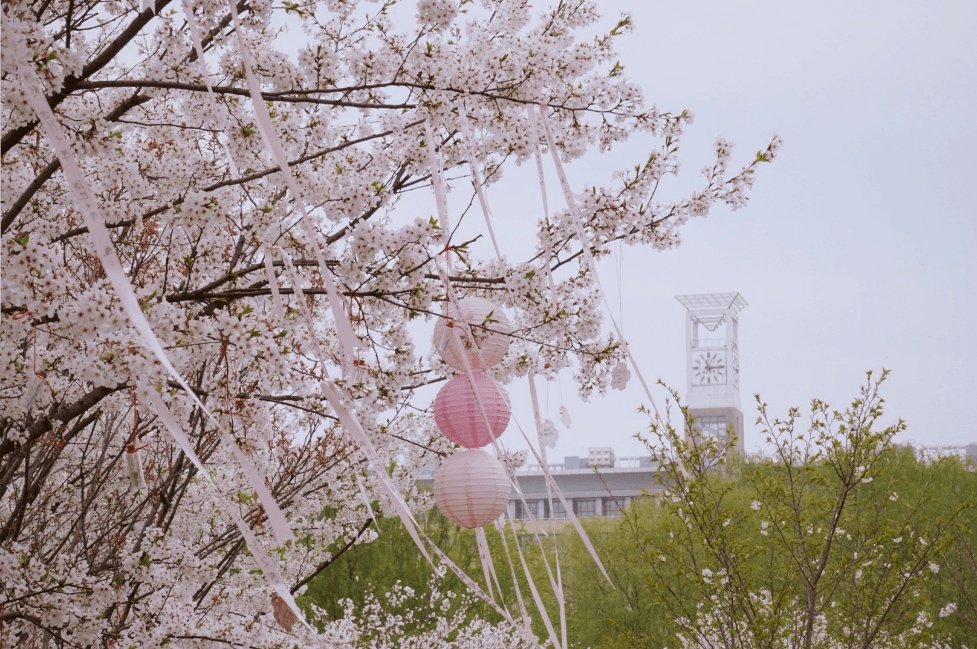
434;373;510;448
434;449;510;528
433;297;511;371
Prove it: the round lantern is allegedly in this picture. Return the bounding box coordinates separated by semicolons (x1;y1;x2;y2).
433;297;511;371
434;449;510;528
434;373;510;448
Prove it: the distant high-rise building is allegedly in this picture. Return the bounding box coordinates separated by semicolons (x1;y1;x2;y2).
676;292;748;454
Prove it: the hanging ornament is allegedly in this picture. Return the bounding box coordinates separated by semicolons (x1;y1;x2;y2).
433;297;512;371
559;405;571;429
434;373;511;448
271;592;297;632
611;360;630;391
19;373;47;414
434;449;510;528
126;444;147;490
540;419;559;449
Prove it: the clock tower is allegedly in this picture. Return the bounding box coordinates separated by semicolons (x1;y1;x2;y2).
676;292;748;455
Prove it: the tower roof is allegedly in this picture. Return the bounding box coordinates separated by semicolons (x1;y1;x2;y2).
675;292;748;314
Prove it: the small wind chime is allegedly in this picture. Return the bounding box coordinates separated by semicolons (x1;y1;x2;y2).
431;297;513;528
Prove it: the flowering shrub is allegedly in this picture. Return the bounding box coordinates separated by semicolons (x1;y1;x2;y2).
639;372;964;649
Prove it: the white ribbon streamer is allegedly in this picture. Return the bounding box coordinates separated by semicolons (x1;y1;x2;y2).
262;250;288;324
526;106;558;302
14;51;295;547
508;519;561;649
180;0;239;178
514;419;613;584
146;390;322;644
535;104;662;419
424;120;455;273
272;242;435;567
457;108;503;258
496;517;536;637
226;0;360;376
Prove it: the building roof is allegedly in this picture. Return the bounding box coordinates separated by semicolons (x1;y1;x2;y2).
675;292;748;313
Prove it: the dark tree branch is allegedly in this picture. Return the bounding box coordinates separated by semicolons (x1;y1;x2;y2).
1;0;175;154
290;514;376;594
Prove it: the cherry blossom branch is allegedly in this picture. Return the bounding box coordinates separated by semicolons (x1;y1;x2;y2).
1;0;176;155
289;513;375;594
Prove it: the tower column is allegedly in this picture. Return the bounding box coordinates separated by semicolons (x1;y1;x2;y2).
676;293;748;455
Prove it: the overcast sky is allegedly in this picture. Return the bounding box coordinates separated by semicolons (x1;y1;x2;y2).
481;0;977;459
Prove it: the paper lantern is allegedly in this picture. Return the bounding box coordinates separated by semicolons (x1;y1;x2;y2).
434;373;510;448
434;449;510;528
433;297;511;371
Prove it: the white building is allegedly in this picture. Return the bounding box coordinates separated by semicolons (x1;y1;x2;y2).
505;449;663;531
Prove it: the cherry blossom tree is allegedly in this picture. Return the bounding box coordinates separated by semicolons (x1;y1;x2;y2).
0;0;779;645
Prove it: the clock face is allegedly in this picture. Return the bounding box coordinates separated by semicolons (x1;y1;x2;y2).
692;351;727;386
732;352;740;388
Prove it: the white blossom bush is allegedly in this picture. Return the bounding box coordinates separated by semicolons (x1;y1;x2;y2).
639;372;962;649
0;0;777;646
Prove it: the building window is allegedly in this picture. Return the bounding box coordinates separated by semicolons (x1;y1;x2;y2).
573;499;596;518
695;415;728;442
552;500;567;519
603;497;627;518
515;500;542;520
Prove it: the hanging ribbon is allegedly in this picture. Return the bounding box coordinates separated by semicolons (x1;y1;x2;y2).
262;250;288;324
507;520;562;649
535;104;662;420
180;0;240;178
526;106;558;303
14;49;295;547
145;390;324;644
496;517;536;637
272;243;434;566
514;419;613;585
457;106;503;259
475;527;506;607
226;0;359;376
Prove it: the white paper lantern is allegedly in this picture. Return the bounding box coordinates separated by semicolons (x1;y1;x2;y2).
434;449;510;528
434;373;510;448
433;297;511;371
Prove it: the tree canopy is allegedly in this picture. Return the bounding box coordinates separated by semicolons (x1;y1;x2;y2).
0;0;777;646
